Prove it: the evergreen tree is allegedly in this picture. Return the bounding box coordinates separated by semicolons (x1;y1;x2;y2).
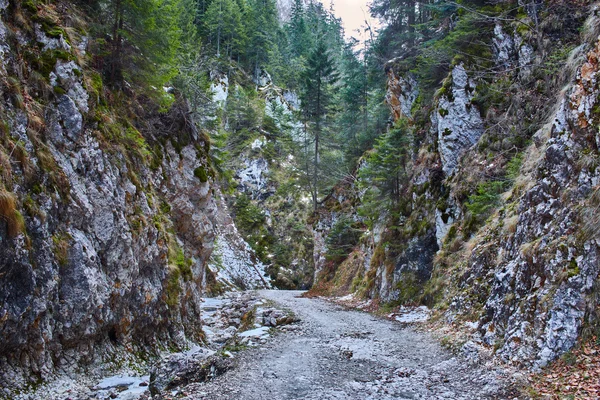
300;40;339;210
358;118;411;206
100;0;182;90
339;43;368;155
288;0;312;58
246;0;279;78
204;0;247;59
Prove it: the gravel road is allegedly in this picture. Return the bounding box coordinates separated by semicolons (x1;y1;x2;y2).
180;290;519;400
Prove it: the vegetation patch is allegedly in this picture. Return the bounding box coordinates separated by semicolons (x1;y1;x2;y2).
52;231;72;266
0;190;25;237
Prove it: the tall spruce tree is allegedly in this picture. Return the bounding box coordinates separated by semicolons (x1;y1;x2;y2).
300;40;338;210
100;0;182;90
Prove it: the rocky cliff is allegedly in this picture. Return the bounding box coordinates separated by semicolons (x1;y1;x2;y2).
311;0;600;369
0;1;267;395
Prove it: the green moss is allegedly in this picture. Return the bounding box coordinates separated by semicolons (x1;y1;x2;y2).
41;23;67;40
87;71;105;105
165;267;181;307
124;127;151;160
172;246;193;282
150;144;163;171
52;232;71;266
31;183;43;195
568;258;580;278
435;75;454;101
23;0;39;12
53;86;66;95
159;200;171;214
25;49;74;78
438;108;449;117
194;166;208;182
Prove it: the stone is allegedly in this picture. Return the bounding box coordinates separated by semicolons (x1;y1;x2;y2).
149;348;231;395
436;63;484;176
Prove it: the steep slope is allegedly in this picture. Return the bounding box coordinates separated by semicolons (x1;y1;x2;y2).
311;0;600;368
0;1;267;395
210;70;315;289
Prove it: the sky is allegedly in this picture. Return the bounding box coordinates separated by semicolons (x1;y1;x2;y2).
323;0;380;42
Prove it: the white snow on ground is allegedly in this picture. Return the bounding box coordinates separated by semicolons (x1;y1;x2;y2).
94;375;150;400
392;306;431;323
238;326;271;338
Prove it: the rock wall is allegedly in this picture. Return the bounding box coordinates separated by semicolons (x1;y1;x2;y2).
467;27;600;368
434;63;484;176
311;1;600;368
0;1;265;395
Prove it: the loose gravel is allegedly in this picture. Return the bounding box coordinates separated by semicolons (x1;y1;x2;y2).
179;290;520;400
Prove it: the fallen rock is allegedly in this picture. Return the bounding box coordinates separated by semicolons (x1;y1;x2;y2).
149;348;231;396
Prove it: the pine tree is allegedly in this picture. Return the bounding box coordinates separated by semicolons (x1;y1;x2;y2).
204;0;246;59
300;40;338;210
102;0;182;90
246;0;278;78
359;118;411;206
288;0;311;58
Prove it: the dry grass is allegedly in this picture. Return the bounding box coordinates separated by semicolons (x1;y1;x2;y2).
27;70;53;101
520;238;542;265
52;232;71;266
0;190;24;237
503;214;519;235
4;77;25;110
0;149;12;186
580;186;600;242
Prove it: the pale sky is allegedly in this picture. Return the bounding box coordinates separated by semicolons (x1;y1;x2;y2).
322;0;380;42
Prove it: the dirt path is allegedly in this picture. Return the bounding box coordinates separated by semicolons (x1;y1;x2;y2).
182;290;518;399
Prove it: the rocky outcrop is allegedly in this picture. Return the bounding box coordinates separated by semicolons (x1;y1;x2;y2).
209;190;271;290
469;31;600;368
311;1;599;370
0;3;265;395
492;23;533;77
386;68;418;120
435;63;484;176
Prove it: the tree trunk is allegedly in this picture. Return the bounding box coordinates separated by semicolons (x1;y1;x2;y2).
313;78;321;211
110;0;123;86
407;0;415;48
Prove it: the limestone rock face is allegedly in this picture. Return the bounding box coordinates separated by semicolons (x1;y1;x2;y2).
474;36;600;368
436;63;484;176
386;68;418;120
313;6;600;371
208;191;271;290
0;9;257;396
492;23;534;78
